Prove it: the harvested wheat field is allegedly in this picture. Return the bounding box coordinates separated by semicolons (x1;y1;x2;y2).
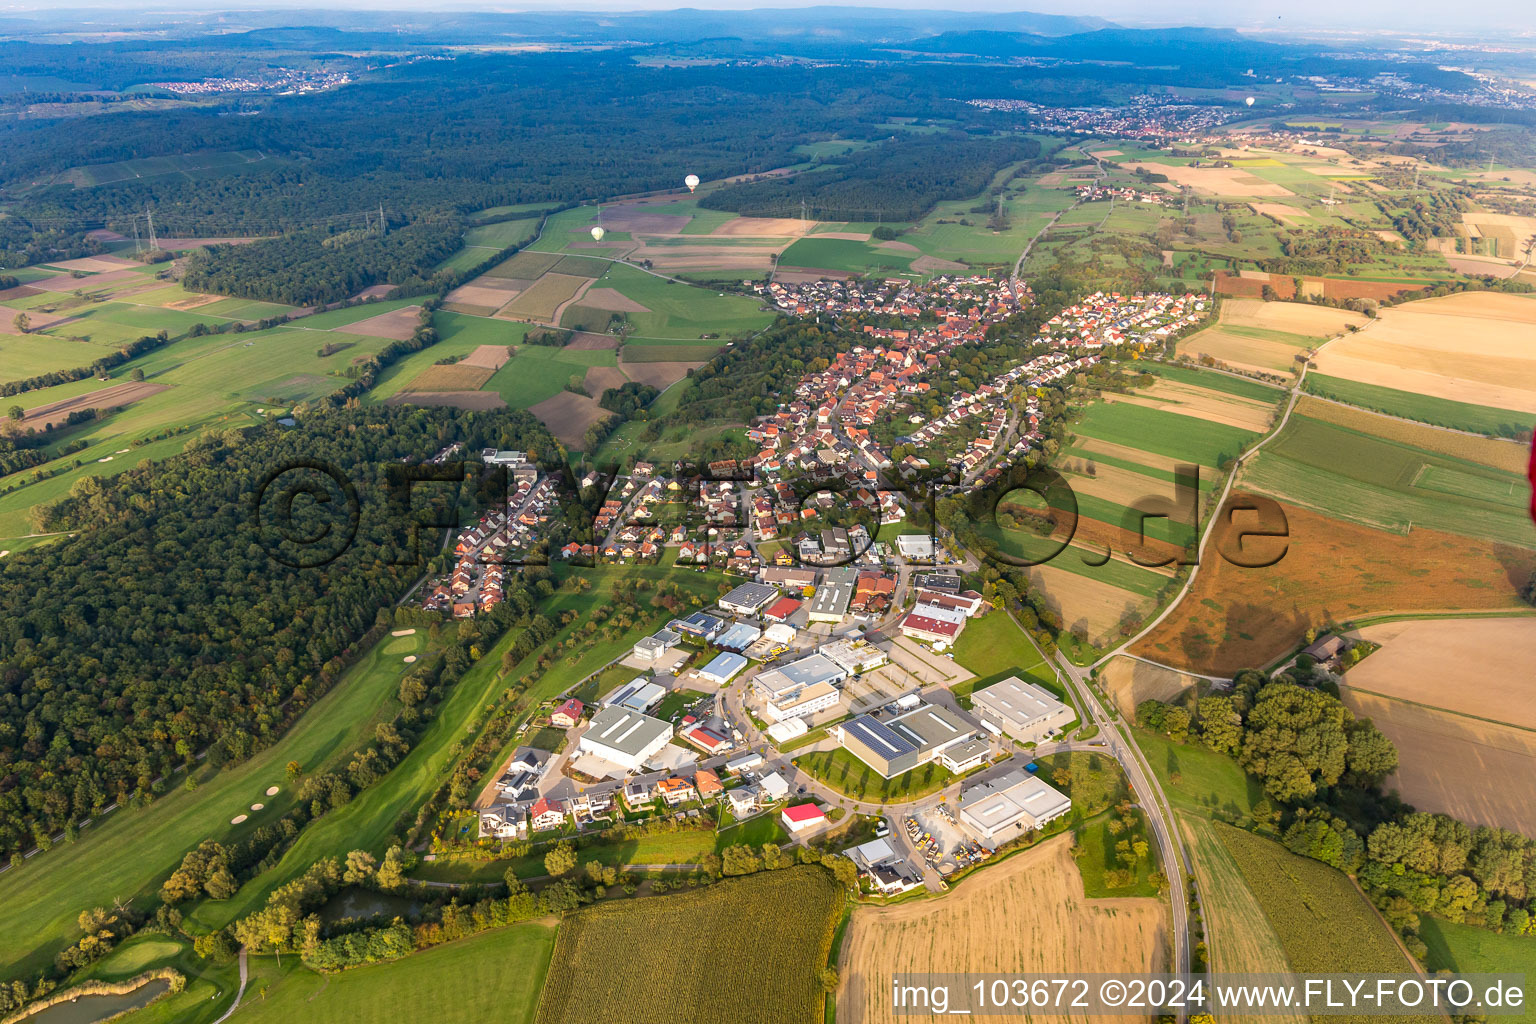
1105;379;1275;433
1026;564;1151;645
162;292;227;310
1341;616;1536;729
912;254;968;274
383;391;506;411
401;363;495;392
634;244;777;272
1446;256;1522;278
460;344;514;370
1066;465;1198;524
504;273;590;322
344;305;422;341
1342;689;1536;837
597;208;690;234
565;332;618;350
530;391;615;448
31;268;142;292
1178;327;1309;374
20;380;169;430
1071;437;1206;477
712;216;813;237
838;836;1168;1024
1102;656;1201;717
1218;299;1366;337
1294;397;1530;473
584;365;629;396
1133;497;1536;675
579;287;651;313
1178;815;1306;1024
1124;162;1294;197
1249;201;1310;225
616;358;703;390
46;255;138;273
1311;292;1536;414
445;277;524;310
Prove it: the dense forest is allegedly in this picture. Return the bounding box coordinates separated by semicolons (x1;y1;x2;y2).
1;56;942;241
1139;673;1536;948
700;132;1038;221
181;216;464;306
0;404;557;861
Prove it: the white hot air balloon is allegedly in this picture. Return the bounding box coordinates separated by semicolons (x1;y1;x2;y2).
1245;96;1256;107
685;173;700;193
590;225;606;242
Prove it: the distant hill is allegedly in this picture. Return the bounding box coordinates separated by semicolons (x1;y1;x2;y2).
0;7;1114;47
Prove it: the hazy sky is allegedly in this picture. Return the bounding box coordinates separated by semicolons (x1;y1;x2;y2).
3;0;1532;34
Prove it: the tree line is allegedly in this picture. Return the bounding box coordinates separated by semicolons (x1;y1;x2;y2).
1138;669;1536;955
699;132;1039;222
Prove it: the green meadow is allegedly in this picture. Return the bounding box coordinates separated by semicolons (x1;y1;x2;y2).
580;263;772;342
235;922;556;1024
1072;402;1258;468
1241;414;1534;546
777;235;915;275
1302;373;1534;437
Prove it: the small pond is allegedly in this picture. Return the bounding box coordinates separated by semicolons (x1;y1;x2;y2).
18;979;172;1024
318;887;422;923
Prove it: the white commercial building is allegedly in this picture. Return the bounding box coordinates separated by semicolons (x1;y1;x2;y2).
896;534;936;561
958;769;1071;845
577;706;673;771
753;653;847;701
764;680;841;722
970;677;1074;744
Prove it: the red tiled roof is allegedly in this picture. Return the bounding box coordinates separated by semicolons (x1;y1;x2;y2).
782;803;825;823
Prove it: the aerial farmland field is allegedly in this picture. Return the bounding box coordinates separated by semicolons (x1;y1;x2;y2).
1239;413;1534;546
1179;815;1307;1024
1342;687;1536;838
838;836;1168;1024
1215;823;1419;986
1134;495;1536;675
536;867;841;1024
236;922;556;1024
1309;291;1536;416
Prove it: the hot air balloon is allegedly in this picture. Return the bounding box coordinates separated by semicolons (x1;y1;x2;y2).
590;226;606;242
685;174;700;193
1245;96;1256;107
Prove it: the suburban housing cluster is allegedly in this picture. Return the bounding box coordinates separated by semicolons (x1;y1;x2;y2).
421;449;553;618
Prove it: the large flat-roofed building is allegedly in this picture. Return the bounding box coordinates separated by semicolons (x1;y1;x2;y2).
765;680;841;722
808;567;858;623
760;566;818;590
896;534;936;561
958;769;1071;845
719;582;779;617
835;701;976;778
604;678;666;713
971;677;1074;744
819;636;888;675
753;653;847;702
697;651;748;686
715;622;762;651
577;706;673;771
